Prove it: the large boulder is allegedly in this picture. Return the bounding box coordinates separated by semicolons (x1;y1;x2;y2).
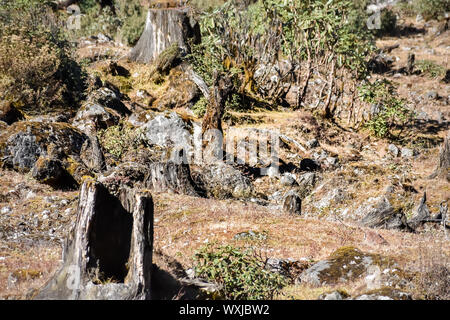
298;247;403;288
72;87;131;133
152;68;200;110
140;111;196;161
0;121;92;188
191;162;254;199
359;196;409;230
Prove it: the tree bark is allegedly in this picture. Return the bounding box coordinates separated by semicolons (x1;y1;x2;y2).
34;180;154;300
430;131;450;181
129;8;200;64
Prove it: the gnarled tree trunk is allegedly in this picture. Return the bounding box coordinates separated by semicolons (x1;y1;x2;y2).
34;180;154;300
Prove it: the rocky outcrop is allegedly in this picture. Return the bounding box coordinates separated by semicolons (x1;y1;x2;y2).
191;162;253;199
0;121;94;189
298;247;402;288
152;68;200;110
360;196;409;230
72;87;131;133
34;180;154;300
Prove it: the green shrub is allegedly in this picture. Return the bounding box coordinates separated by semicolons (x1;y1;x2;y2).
97;122;140;161
68;0;146;46
416;60;446;78
194;244;286;300
0;0;86;115
375;9;398;37
412;0;449;21
359;79;413;139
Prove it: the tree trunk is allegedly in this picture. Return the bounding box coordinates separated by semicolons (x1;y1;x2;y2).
430;131;450;181
34;180;154;300
129;8;200;64
201;72;233;137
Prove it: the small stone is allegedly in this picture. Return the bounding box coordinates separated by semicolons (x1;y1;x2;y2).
400;148;414;158
280;173;297;186
306;139;319;149
426;91;438;100
320;291;343;300
325;157;338;166
1;207;12;214
388;144;399;157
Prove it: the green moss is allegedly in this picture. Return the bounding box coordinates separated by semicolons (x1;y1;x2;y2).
317;247;396;285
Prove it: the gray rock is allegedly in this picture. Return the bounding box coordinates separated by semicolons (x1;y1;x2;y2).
355;294;393;300
360;196;409;230
141;112;194;158
388;144;399;157
280;173;297;186
297;172;316;188
299;260;330;286
191;162;253;199
426;91;438;100
325;157;338;166
400;147;415;158
306;139;319;149
319;291;344;300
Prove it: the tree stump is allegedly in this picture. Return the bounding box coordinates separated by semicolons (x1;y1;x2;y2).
145;161;200;196
129;8;200;64
430;131;450;181
34;180;154;300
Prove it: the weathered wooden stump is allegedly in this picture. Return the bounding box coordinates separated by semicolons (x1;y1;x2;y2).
129;8;200;64
430;131;450;181
34;180;154;300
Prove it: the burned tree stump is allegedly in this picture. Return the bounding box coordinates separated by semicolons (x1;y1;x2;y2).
129;8;200;64
34;180;154;300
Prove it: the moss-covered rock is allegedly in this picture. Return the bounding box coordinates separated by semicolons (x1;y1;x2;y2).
0;101;24;125
152;68;200;110
299;246;398;287
355;287;412;300
0;121;93;188
191;162;254;199
31;156;78;190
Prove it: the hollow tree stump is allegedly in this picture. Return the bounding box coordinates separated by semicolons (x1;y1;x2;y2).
129;8;200;64
34;180;154;300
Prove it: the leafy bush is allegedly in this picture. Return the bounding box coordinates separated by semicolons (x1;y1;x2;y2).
416;60;446;78
194;244;286;300
359;79;413;139
0;0;86;115
97;122;140;161
376;9;398;37
69;0;145;46
187;0;376;113
412;0;449;21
